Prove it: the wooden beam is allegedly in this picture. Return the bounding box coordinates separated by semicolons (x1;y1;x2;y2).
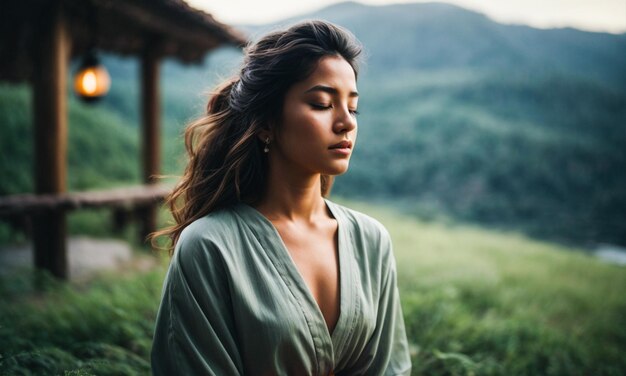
140;40;161;242
31;0;70;279
142;41;160;185
0;185;171;217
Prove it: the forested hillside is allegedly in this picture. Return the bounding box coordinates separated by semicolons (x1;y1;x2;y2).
1;2;624;246
0;84;139;194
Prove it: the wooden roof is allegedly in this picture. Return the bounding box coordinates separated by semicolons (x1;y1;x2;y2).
0;0;248;82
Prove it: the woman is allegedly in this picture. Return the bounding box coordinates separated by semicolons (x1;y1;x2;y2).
151;20;411;375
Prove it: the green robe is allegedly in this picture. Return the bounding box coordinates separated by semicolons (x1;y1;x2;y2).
151;199;412;375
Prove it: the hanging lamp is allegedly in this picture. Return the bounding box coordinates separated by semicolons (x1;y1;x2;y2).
73;49;110;102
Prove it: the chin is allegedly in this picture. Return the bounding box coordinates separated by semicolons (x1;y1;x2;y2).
324;162;351;176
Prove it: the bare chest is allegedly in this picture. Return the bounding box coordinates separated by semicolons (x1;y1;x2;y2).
273;220;341;334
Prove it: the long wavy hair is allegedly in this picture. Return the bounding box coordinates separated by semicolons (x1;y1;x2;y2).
152;20;363;254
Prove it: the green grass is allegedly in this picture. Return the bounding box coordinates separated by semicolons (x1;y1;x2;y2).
0;267;164;375
342;199;626;375
1;199;625;375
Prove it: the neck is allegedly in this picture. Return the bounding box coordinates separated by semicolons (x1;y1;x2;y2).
253;161;328;224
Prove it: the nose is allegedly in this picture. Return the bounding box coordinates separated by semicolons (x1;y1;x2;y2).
333;106;357;134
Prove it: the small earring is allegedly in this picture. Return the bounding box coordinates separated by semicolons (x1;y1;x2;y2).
263;137;270;153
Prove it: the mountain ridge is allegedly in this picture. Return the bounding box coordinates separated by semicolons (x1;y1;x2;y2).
242;1;626;90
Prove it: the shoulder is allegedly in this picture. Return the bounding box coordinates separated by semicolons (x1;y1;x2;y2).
173;206;242;266
179;206;240;243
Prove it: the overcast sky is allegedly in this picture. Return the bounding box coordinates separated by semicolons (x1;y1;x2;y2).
186;0;626;34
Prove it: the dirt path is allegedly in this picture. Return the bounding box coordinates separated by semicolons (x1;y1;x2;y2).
0;237;156;281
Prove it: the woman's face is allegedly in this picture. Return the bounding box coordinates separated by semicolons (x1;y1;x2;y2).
270;55;358;177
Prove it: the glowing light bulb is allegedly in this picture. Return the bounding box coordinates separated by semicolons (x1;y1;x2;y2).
73;50;111;103
82;70;97;94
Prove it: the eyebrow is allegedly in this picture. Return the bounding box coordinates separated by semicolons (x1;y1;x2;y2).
304;85;359;98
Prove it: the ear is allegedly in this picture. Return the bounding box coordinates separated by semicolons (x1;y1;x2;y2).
257;128;271;142
257;121;276;142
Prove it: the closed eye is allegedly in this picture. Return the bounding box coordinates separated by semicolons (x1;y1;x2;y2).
310;103;332;110
310;103;359;116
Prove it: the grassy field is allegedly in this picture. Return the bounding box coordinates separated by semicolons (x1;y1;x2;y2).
345;200;626;375
0;199;624;375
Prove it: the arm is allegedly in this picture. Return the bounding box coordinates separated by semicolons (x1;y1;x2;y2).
151;234;243;376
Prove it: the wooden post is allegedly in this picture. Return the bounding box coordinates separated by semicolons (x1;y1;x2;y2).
112;208;130;234
140;41;161;243
31;1;70;279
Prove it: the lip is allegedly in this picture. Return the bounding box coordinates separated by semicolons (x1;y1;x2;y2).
328;140;352;156
329;140;353;150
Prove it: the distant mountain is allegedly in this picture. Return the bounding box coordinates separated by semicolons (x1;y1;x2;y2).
256;1;626;91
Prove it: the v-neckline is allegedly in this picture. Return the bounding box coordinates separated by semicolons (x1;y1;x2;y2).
237;199;350;344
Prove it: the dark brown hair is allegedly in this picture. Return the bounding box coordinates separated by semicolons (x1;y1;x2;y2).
152;20;363;253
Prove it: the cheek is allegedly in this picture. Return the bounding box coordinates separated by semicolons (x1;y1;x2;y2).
283;111;325;140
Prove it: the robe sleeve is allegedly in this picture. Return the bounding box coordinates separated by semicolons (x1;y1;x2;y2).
151;231;243;376
361;231;412;375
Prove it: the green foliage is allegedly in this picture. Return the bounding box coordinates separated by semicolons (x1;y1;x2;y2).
0;267;163;375
66;98;140;190
0;83;139;196
0;84;33;195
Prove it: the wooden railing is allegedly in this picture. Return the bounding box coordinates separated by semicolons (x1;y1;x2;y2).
0;185;170;216
0;184;171;279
